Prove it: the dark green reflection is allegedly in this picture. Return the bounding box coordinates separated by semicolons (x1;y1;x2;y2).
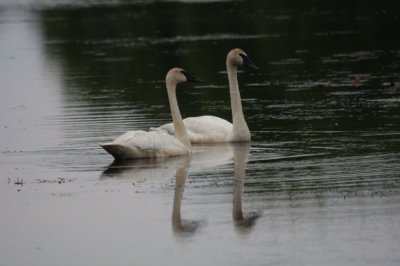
38;0;400;150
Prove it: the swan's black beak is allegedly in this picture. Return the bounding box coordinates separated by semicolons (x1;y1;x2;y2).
239;53;259;70
181;70;203;83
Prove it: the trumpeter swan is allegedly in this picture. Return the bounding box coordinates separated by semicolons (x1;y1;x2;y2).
100;68;202;160
151;48;258;143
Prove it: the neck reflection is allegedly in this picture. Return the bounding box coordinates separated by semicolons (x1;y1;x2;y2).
100;143;259;235
232;143;261;232
171;144;235;236
171;157;201;235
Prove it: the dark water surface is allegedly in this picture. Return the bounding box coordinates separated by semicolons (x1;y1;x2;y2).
1;1;400;265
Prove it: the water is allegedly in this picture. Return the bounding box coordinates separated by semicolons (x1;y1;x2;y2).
1;1;400;265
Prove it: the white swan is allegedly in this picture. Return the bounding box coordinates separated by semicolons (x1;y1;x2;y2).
151;48;258;143
100;67;202;160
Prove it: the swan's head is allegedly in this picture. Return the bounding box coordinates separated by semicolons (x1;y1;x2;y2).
227;48;258;70
166;67;202;86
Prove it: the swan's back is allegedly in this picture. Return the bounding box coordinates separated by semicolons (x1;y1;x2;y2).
153;115;233;143
101;130;189;160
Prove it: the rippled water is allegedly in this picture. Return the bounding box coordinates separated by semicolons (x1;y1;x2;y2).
1;1;400;266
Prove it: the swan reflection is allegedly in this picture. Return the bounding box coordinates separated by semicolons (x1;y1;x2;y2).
100;143;259;234
171;160;202;235
232;143;261;232
101;156;189;181
101;144;233;180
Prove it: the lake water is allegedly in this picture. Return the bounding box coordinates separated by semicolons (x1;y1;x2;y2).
1;1;400;265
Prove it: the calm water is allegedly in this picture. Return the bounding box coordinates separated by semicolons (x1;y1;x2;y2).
1;1;400;265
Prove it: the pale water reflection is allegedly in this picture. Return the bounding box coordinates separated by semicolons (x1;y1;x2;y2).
171;156;201;235
101;143;258;235
232;143;261;232
101;144;233;180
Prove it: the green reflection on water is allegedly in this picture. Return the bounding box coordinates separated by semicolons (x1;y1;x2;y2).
37;0;400;150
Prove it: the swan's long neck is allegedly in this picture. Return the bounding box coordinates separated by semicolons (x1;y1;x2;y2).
166;82;191;149
227;61;250;141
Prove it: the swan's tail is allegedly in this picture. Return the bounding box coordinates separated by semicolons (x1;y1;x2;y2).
100;143;131;160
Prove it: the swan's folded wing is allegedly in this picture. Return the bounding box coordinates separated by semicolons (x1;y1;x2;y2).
150;116;233;143
183;115;232;134
183;116;233;142
139;131;190;157
106;130;188;158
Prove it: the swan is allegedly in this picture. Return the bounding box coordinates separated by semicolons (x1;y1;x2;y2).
100;67;202;160
151;48;258;143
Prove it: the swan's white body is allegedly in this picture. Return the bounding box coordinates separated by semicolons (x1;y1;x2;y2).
101;130;190;160
152;115;233;143
152;48;256;143
101;68;200;160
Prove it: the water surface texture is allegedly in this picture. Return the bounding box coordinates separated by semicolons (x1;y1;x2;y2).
1;1;400;266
